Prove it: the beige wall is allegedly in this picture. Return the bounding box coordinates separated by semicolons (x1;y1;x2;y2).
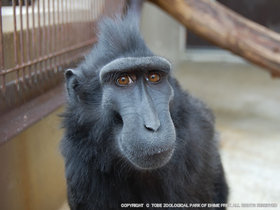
0;107;67;210
140;2;186;64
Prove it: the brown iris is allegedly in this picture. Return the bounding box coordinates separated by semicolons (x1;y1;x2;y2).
116;75;133;86
147;72;161;83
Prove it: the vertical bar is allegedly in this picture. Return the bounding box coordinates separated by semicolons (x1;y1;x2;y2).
81;0;84;42
70;0;73;41
91;0;93;34
31;0;37;79
61;0;64;65
73;0;76;57
25;0;31;80
88;0;91;38
12;0;20;88
47;0;51;73
37;0;42;76
94;0;97;34
65;0;69;62
88;0;91;22
70;0;73;60
93;0;95;21
56;0;60;68
95;0;98;20
71;0;73;23
19;0;26;83
98;0;100;16
42;0;46;76
87;0;90;40
52;0;56;73
0;1;5;92
97;0;100;18
85;0;88;40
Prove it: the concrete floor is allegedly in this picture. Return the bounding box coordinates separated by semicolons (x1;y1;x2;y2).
59;61;280;210
175;61;280;210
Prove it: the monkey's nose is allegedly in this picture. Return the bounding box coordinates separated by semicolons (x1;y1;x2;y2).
144;119;160;132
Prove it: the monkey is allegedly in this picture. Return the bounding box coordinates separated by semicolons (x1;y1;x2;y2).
61;1;228;209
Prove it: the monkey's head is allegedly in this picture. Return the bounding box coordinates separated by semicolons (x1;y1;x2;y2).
64;15;176;170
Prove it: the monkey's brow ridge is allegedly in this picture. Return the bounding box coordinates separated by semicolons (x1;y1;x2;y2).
99;56;171;83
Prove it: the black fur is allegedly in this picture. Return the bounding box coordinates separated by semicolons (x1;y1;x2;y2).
61;5;228;210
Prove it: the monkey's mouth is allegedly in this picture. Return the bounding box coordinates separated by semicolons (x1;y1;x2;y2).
122;145;175;170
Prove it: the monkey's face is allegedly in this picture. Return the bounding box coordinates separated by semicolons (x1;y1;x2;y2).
100;57;176;170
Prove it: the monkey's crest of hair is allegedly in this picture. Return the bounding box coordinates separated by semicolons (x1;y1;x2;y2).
81;12;153;76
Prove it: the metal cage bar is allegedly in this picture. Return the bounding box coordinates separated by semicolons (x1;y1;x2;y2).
0;0;5;91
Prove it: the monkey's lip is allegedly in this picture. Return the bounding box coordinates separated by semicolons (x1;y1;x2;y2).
128;147;175;170
144;147;174;157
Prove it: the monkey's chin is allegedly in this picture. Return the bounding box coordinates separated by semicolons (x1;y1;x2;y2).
126;147;174;170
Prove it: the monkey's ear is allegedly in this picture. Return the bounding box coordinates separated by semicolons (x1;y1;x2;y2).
64;69;81;100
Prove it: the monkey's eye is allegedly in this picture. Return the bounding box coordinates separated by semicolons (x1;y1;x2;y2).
147;72;161;83
116;75;134;86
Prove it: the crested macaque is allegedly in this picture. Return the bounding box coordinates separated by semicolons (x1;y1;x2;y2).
61;1;228;209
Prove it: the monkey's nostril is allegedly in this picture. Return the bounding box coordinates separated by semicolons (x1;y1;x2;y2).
144;123;160;132
144;118;160;132
114;112;123;125
144;125;155;132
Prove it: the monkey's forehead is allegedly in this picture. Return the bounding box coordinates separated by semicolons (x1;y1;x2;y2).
99;56;171;82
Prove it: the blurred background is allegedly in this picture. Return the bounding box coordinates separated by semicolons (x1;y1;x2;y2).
0;0;279;210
